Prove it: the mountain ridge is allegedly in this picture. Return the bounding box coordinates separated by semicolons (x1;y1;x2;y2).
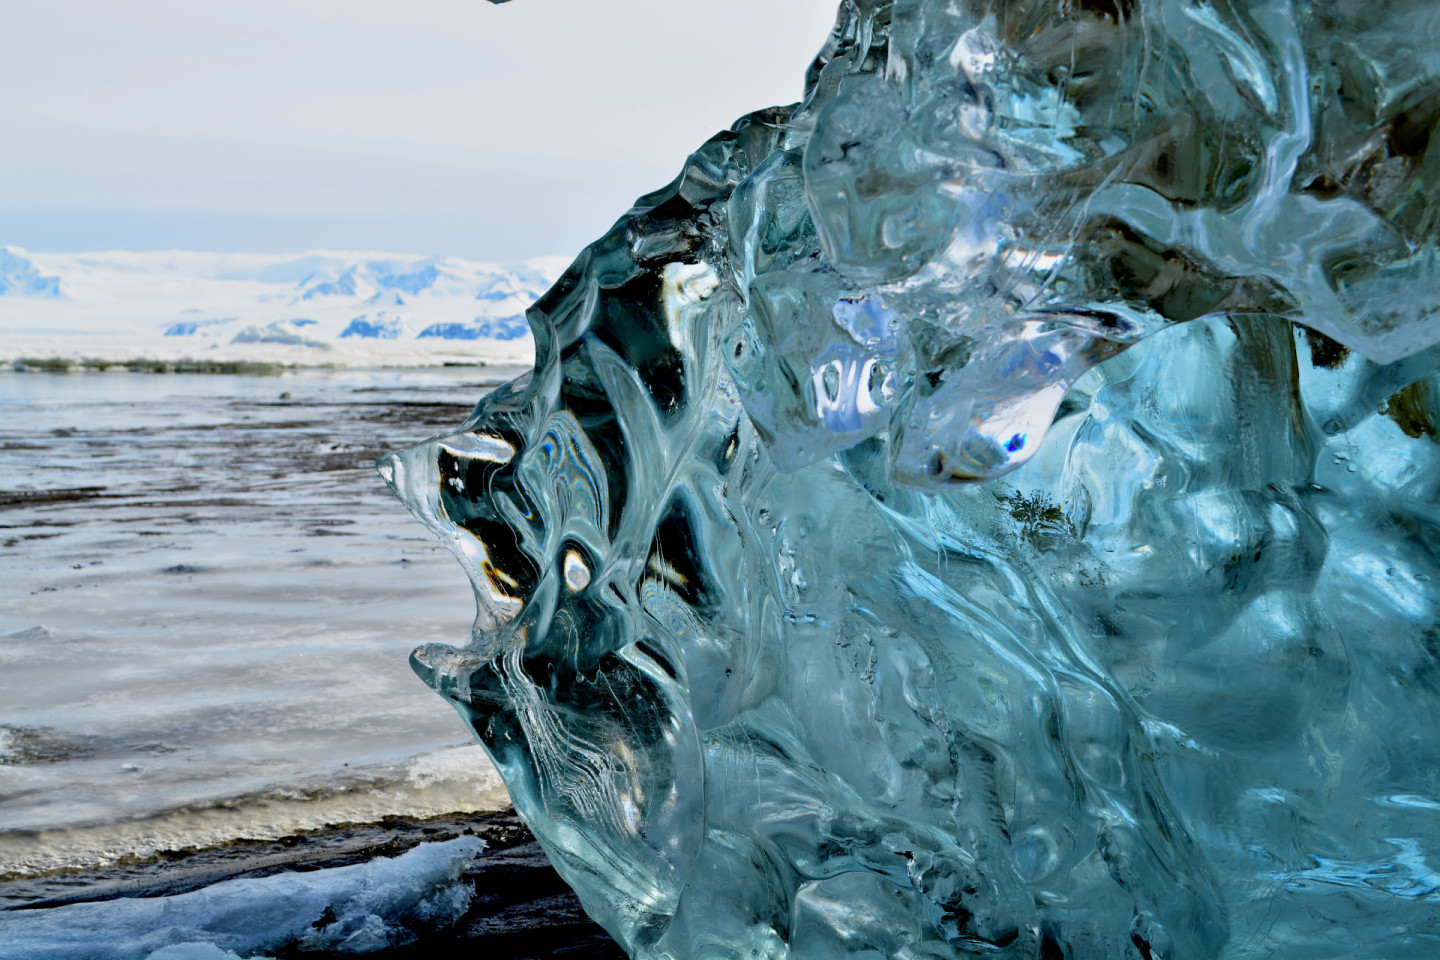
0;247;564;346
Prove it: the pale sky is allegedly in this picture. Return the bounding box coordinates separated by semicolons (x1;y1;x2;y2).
0;1;838;259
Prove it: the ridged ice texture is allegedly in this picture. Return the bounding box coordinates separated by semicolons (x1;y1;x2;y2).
381;2;1440;957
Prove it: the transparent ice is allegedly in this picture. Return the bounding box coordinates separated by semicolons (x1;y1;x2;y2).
383;1;1440;956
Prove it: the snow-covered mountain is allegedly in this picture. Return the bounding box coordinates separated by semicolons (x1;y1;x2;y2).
0;248;568;367
0;247;62;298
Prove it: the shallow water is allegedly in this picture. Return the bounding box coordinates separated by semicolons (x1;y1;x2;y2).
0;368;519;876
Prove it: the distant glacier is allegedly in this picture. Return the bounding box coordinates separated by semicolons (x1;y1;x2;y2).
0;247;61;298
416;316;529;341
340;314;407;340
0;247;565;367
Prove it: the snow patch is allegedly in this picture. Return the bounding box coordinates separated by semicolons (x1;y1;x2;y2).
417;316;529;341
164;319;237;337
0;837;484;960
0;246;62;298
340;313;407;340
230;321;330;348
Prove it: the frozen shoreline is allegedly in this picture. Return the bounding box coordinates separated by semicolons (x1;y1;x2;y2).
1;333;535;372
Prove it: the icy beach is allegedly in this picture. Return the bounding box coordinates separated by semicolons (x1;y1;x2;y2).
0;369;524;874
0;366;628;956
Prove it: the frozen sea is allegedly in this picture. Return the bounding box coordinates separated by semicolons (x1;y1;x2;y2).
0;367;519;881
